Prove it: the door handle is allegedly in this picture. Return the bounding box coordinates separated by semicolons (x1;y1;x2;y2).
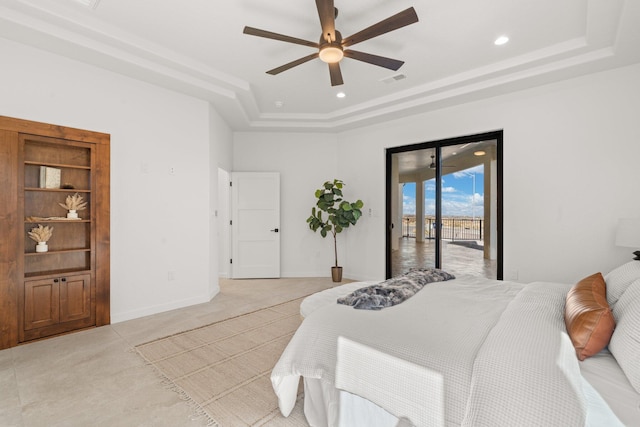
270;228;279;233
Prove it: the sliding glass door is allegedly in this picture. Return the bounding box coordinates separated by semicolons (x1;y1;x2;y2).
386;132;502;279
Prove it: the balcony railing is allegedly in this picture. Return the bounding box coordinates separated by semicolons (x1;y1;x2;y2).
402;216;483;241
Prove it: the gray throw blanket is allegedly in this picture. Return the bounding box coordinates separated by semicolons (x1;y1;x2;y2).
337;268;455;310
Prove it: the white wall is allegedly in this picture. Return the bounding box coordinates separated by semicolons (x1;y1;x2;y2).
0;38;231;322
234;64;640;284
337;63;640;284
233;132;340;277
209;106;233;294
3;35;638;322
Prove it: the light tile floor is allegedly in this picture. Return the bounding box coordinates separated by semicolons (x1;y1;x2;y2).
0;277;343;427
391;238;497;279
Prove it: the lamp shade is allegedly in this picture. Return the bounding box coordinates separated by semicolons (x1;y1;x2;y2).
615;218;640;248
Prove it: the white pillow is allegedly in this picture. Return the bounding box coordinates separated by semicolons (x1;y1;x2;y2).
609;278;640;393
604;261;640;308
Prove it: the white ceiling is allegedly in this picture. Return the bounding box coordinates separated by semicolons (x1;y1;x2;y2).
1;0;639;132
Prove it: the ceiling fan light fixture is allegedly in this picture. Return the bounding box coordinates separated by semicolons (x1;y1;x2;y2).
319;45;344;63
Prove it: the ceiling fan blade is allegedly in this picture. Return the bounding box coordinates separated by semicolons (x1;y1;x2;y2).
342;7;419;47
328;62;343;86
316;0;336;42
266;52;319;75
243;26;319;48
343;49;404;71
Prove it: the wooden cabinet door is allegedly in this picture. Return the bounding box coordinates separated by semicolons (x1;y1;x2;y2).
24;278;60;331
59;274;91;323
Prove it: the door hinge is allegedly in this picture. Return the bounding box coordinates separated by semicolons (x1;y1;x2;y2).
229;181;232;187
230;220;232;226
230;259;233;264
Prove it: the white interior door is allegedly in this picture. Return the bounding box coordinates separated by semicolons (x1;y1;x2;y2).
231;172;280;278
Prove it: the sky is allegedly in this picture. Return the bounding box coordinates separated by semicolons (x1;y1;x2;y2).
403;165;484;217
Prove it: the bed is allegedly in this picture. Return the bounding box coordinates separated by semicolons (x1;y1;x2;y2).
271;262;640;426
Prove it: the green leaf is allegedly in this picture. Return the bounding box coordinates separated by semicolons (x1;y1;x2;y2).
309;179;362;241
322;193;334;203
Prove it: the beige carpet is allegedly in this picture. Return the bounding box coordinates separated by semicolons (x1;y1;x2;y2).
135;298;309;426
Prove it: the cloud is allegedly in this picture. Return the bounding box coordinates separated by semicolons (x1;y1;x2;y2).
452;165;484;178
403;194;416;215
423;192;484;216
403;170;485;217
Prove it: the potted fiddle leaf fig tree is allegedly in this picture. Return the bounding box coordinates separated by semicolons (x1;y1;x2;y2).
307;179;364;282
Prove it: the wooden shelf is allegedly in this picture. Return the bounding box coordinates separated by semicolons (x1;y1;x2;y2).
25;248;90;256
25;219;90;223
24;269;91;279
24;161;91;170
25;187;91;193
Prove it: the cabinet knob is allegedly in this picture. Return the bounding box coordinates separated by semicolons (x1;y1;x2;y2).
53;279;59;283
61;277;66;282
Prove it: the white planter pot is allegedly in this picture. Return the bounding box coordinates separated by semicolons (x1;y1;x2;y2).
67;209;78;219
36;242;48;252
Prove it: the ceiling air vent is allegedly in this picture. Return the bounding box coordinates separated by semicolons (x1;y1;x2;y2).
380;74;407;84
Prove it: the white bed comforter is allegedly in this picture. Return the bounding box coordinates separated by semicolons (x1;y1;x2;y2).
271;277;621;426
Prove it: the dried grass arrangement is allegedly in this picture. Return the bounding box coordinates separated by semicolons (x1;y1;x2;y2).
59;193;88;211
28;224;54;243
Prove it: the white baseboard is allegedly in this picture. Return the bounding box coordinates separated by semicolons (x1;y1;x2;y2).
111;294;211;323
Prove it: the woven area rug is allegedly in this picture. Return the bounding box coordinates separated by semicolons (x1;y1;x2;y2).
135;298;309;426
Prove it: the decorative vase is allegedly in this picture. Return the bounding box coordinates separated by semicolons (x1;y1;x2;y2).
331;266;343;282
67;209;78;219
36;242;48;253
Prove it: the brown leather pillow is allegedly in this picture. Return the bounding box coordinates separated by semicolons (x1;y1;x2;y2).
565;272;616;361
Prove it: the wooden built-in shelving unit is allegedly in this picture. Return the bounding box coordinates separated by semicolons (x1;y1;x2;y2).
0;116;110;349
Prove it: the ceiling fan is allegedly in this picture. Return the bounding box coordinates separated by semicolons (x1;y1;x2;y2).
243;0;419;86
429;155;456;169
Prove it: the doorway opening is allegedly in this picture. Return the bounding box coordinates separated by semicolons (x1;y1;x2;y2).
385;131;503;279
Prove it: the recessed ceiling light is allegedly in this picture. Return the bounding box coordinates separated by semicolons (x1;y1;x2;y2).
75;0;100;9
494;35;509;46
336;92;346;99
474;150;486;156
